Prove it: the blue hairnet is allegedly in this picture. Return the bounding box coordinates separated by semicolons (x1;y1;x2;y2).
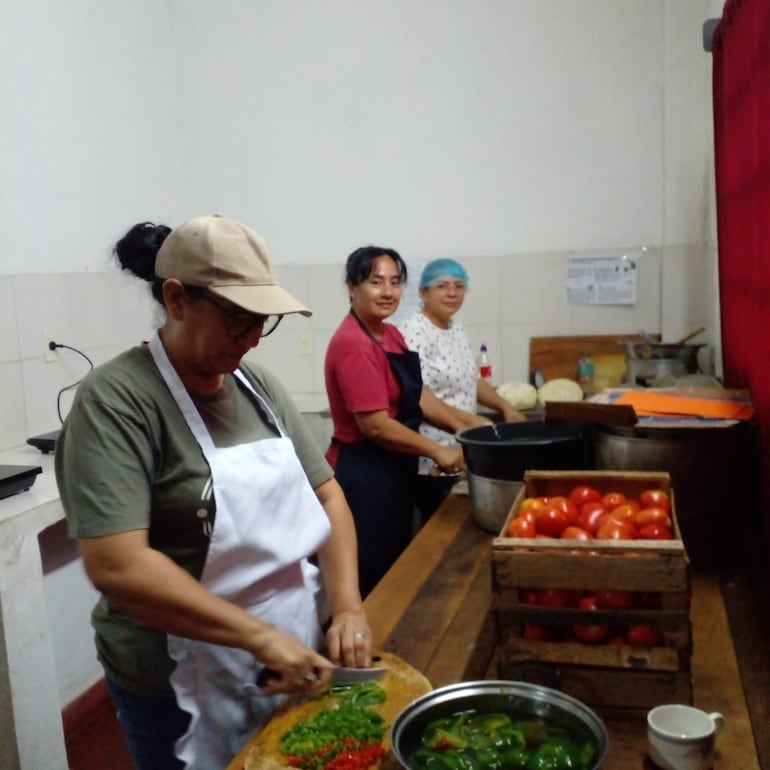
419;258;469;288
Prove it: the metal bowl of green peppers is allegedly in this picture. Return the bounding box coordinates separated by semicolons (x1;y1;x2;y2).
390;680;608;770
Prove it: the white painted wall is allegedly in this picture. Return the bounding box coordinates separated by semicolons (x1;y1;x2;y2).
3;0;718;272
0;0;725;713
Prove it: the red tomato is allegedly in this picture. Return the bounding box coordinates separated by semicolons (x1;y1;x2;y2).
573;628;609;645
535;588;574;607
601;491;627;509
626;624;663;647
572;596;610;644
634;506;672;529
577;502;607;534
638;489;671;511
521;588;539;604
547;496;580;527
596;518;636;540
560;526;593;541
636;522;673;540
522;623;555;642
520;497;547;513
517;508;537;525
595;590;634;610
578;595;600;609
568;485;602;507
534;504;571;537
506;516;536;538
607;503;639;523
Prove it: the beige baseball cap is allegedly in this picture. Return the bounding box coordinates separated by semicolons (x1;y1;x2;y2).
155;215;311;317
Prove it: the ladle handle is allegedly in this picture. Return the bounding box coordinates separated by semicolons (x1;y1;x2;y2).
675;326;705;345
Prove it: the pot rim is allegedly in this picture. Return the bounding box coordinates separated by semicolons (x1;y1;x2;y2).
623;342;705;360
456;420;590;447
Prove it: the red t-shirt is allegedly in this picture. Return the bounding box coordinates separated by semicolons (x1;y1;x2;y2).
324;313;408;466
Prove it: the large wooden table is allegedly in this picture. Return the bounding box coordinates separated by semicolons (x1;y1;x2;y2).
229;494;759;769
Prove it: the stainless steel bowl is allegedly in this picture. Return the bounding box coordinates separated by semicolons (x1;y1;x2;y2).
466;471;523;534
390;680;608;770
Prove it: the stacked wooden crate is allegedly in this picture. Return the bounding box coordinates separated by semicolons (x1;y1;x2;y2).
492;470;692;718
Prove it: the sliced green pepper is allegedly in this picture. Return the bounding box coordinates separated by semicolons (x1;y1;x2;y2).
512;721;548;748
500;746;530;770
525;738;581;770
412;748;453;770
424;727;469;751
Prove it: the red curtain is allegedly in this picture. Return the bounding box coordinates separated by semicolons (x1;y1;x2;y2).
712;0;770;559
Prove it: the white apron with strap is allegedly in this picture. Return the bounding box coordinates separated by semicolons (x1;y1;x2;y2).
149;333;332;770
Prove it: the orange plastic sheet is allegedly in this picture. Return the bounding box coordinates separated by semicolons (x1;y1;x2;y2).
614;391;754;420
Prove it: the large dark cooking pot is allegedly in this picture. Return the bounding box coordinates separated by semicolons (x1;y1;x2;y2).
390;680;608;770
593;420;759;567
456;420;593;482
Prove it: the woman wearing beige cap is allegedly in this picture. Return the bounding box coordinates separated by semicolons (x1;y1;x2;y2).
55;216;370;770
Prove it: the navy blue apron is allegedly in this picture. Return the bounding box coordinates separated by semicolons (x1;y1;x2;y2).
333;311;423;597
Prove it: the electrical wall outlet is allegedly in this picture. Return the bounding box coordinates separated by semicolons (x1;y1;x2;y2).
297;331;313;357
43;332;58;363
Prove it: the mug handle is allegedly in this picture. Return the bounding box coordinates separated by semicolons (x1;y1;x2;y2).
709;712;726;735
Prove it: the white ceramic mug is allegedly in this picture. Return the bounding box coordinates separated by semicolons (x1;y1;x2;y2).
647;704;725;770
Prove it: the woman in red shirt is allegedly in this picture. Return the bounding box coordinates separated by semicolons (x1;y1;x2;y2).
324;245;488;596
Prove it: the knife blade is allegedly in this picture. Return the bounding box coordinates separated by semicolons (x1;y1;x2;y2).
331;666;388;686
256;664;387;688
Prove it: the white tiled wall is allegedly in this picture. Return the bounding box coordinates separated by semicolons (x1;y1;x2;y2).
1;241;718;453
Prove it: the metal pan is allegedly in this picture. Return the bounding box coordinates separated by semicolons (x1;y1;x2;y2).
390;679;608;770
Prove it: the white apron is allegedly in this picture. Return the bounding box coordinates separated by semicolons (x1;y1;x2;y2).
149;333;332;770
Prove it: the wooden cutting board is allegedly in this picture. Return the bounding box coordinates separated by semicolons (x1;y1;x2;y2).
529;334;660;386
229;652;432;770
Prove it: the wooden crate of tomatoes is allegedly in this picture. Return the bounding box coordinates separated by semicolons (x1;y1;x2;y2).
492;470;692;719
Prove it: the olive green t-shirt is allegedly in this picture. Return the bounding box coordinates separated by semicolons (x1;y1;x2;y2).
55;343;333;695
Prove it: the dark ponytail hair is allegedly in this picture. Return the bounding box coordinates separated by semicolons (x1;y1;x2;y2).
113;222;172;305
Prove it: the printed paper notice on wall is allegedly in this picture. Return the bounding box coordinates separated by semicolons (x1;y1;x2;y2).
565;254;638;305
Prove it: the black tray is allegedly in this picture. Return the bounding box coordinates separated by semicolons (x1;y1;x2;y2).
0;465;43;500
27;429;60;454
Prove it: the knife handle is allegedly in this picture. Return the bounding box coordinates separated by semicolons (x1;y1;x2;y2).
256;666;322;688
256;667;282;687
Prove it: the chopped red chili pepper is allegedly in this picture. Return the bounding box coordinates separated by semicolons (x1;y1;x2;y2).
287;739;384;770
324;742;385;770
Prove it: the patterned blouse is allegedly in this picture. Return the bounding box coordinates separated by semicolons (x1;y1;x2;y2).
399;312;478;475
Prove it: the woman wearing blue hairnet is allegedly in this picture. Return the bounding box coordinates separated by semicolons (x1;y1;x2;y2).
400;258;526;522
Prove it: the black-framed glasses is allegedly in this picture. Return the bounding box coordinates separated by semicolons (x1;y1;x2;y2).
200;293;283;338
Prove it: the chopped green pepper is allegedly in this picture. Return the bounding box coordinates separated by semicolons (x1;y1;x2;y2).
279;702;384;757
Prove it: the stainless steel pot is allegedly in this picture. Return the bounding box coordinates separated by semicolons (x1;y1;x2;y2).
390;680;608;770
592;421;758;568
622;342;704;387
